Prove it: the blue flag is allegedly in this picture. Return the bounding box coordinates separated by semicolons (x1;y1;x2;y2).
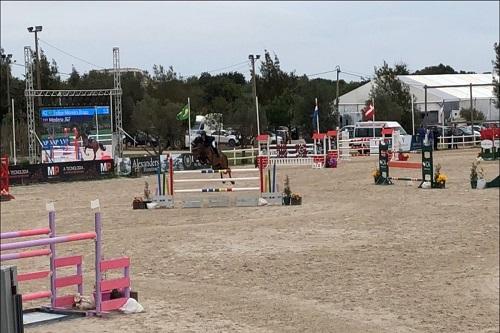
312;99;319;131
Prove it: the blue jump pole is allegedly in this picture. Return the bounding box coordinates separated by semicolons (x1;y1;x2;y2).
157;165;162;196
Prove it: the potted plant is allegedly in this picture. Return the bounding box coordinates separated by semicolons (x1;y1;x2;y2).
291;193;302;205
372;168;381;184
433;163;447;189
283;175;291;205
470;161;482;189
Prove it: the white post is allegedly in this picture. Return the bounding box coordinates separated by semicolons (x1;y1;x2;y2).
12;98;17;165
441;100;445;149
95;107;99;142
411;95;415;135
256;96;261;136
188;97;192;153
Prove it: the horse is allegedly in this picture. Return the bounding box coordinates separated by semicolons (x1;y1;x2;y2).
76;132;106;160
191;136;233;183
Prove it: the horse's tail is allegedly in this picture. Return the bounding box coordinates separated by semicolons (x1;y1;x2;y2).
99;143;106;151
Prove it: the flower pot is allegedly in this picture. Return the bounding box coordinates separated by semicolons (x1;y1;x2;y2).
291;197;302;205
283;196;291;205
438;182;446;189
470;180;477;189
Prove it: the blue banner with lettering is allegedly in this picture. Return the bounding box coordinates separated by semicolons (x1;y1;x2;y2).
41;106;110;118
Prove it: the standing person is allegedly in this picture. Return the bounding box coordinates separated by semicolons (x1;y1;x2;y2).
432;127;440;150
417;124;426;145
427;128;434;148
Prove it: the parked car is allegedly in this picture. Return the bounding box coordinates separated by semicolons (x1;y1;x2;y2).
265;131;284;145
125;131;158;147
458;125;482;136
211;129;240;147
340;125;355;138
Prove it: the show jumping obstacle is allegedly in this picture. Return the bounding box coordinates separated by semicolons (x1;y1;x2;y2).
376;142;435;188
1;155;14;201
141;156;282;208
166;156;264;196
0;210;131;316
257;133;339;168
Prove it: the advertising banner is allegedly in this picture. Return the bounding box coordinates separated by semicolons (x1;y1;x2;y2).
9;160;114;185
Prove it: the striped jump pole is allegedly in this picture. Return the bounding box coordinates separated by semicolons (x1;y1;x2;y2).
0;231;96;251
1;227;51;239
174;168;259;174
174;177;259;183
0;248;51;261
175;187;260;193
389;177;423;181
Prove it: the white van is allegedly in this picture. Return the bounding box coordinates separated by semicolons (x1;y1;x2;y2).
353;121;407;138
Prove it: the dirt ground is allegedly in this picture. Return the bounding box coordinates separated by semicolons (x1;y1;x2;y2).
1;148;499;333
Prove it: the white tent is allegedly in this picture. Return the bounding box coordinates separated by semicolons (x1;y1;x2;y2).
338;74;499;126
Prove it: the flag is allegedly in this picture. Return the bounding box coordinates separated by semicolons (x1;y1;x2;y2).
176;104;189;121
364;103;374;119
438;103;444;124
312;98;319;131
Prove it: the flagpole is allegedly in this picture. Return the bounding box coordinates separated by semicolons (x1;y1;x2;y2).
372;98;375;138
411;95;415;135
315;98;320;133
188;97;192;153
256;96;260;136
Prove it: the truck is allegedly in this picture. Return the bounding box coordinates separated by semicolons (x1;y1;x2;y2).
347;121;409;154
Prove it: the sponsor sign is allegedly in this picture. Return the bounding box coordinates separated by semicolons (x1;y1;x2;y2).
130;156;161;175
481;140;493;149
9;160;114;185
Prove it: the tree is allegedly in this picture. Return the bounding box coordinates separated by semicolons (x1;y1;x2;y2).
459;108;485;122
413;64;457;75
131;94;183;155
493;42;500;108
369;61;413;131
67;66;80;88
38;49;62;91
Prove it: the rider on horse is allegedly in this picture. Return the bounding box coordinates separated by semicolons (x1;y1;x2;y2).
200;131;219;157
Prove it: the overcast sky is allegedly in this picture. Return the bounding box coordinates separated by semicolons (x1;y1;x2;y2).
1;1;499;81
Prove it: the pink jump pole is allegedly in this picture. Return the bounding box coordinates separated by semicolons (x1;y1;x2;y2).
95;212;102;314
0;248;51;261
0;232;96;251
1;228;51;239
49;210;57;308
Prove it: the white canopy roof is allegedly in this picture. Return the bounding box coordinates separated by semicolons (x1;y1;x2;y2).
339;74;497;104
398;74;496;100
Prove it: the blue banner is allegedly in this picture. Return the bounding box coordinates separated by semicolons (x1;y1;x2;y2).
41;115;95;123
41;138;70;149
41;106;110;118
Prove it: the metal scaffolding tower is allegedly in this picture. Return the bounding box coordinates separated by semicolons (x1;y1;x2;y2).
24;47;123;163
113;47;123;158
24;47;37;163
